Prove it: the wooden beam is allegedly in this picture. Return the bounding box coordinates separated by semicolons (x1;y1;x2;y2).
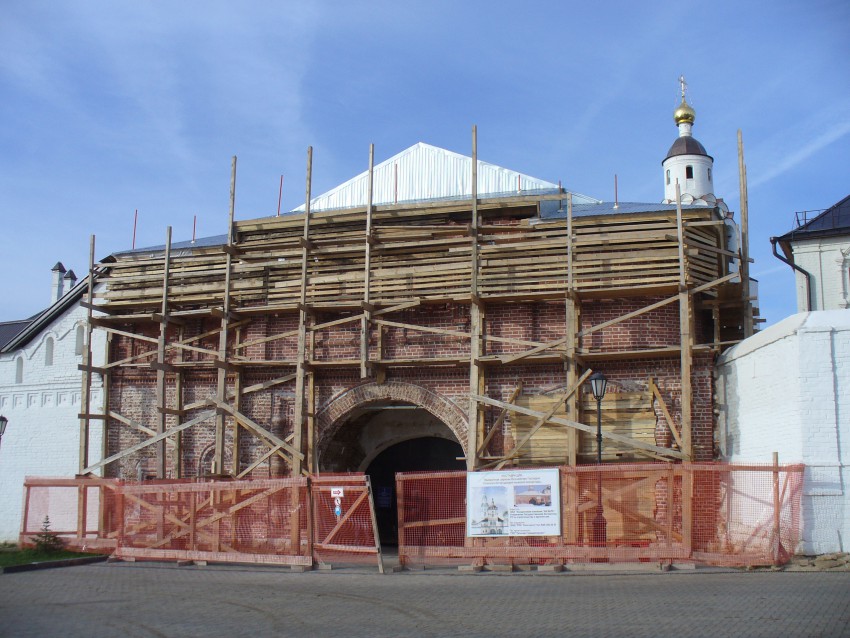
737;130;752;337
648;377;683;450
82;409;217;475
292;146;312;479
211;400;304;462
79;235;96;474
466;124;481;471
361;144;375;379
476;381;522;457
214;157;237;475
676;186;693;460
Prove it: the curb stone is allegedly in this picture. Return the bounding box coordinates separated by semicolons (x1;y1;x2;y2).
0;554;108;575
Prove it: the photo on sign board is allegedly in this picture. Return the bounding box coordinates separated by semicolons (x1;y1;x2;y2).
513;484;553;507
467;485;510;536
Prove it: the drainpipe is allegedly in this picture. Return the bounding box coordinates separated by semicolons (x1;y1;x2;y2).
770;237;812;312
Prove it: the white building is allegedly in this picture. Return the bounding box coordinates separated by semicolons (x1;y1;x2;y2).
0;265;105;543
773;195;850;311
718;193;850;555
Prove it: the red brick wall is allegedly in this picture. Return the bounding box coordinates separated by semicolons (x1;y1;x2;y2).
104;297;716;479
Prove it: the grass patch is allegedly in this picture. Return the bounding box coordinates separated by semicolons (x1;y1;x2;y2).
0;544;91;568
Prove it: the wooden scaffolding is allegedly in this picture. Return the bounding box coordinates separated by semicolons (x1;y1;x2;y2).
77;131;755;480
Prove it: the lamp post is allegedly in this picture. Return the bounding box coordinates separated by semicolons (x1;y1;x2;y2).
0;415;7;451
588;373;607;548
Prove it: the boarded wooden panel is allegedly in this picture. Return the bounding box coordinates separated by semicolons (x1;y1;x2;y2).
512;392;657;464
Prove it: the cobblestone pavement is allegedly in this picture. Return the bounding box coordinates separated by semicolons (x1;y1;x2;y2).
1;563;849;638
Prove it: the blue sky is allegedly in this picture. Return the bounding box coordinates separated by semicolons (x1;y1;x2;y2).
1;1;848;325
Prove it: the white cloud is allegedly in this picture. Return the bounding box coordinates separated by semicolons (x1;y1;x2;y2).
750;114;850;189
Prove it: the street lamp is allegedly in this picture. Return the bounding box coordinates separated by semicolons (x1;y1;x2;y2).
588;372;607;548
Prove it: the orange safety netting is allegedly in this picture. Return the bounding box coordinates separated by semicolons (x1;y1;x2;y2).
113;477;311;566
311;474;382;568
20;474;382;570
396;463;804;568
20;477;120;553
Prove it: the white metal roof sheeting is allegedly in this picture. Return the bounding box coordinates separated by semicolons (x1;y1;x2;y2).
292;142;597;212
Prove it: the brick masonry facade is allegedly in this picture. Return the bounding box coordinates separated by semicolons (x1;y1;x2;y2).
105;297;716;480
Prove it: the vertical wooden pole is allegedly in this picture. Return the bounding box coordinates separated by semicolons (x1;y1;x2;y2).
101;332;112;471
292;147;312;554
565;193;579;467
466;125;481;472
737;130;753;336
361;144;375;379
564;193;580;542
681;464;693;558
232;368;243;476
293;146;312;478
155;226;172;479
307;370;316;474
772;451;781;565
79;235;96;474
675;182;693;460
174;325;184;478
365;476;385;574
215;157;237;475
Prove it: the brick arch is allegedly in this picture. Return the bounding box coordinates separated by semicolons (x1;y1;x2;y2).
316;381;469;457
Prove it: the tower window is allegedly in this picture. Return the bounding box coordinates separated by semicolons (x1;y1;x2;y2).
708;167;712;181
685;165;694;179
45;337;54;366
15;357;23;384
666;169;670;185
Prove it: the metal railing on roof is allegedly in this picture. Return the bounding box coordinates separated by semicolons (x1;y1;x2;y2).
794;209;826;228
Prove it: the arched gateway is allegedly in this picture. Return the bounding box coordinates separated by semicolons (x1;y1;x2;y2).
316;381;468;543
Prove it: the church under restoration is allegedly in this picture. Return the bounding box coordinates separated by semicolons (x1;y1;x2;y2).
78;93;755;518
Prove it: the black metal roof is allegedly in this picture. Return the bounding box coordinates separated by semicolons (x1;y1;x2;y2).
778;194;850;243
664;136;712;162
0;319;31;350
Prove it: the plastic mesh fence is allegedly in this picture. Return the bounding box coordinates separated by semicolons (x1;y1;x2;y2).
20;477;120;552
20;474;382;569
311;474;382;567
113;477;312;566
396;463;804;568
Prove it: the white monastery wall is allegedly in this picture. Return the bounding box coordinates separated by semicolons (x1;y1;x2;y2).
716;310;850;554
0;303;105;542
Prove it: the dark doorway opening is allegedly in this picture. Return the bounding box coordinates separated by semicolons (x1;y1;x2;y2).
365;437;464;546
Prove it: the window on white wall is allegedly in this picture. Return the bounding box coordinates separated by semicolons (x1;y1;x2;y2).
75;325;85;355
15;357;23;383
45;337;54;366
685;165;694;180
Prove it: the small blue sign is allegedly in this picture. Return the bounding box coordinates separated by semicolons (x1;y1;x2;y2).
334;505;342;517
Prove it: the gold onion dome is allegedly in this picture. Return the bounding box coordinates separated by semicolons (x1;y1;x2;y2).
674;99;696;125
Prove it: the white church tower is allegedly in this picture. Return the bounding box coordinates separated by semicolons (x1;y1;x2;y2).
662;76;716;205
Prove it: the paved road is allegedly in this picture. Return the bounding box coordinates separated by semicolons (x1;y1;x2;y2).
1;563;848;637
